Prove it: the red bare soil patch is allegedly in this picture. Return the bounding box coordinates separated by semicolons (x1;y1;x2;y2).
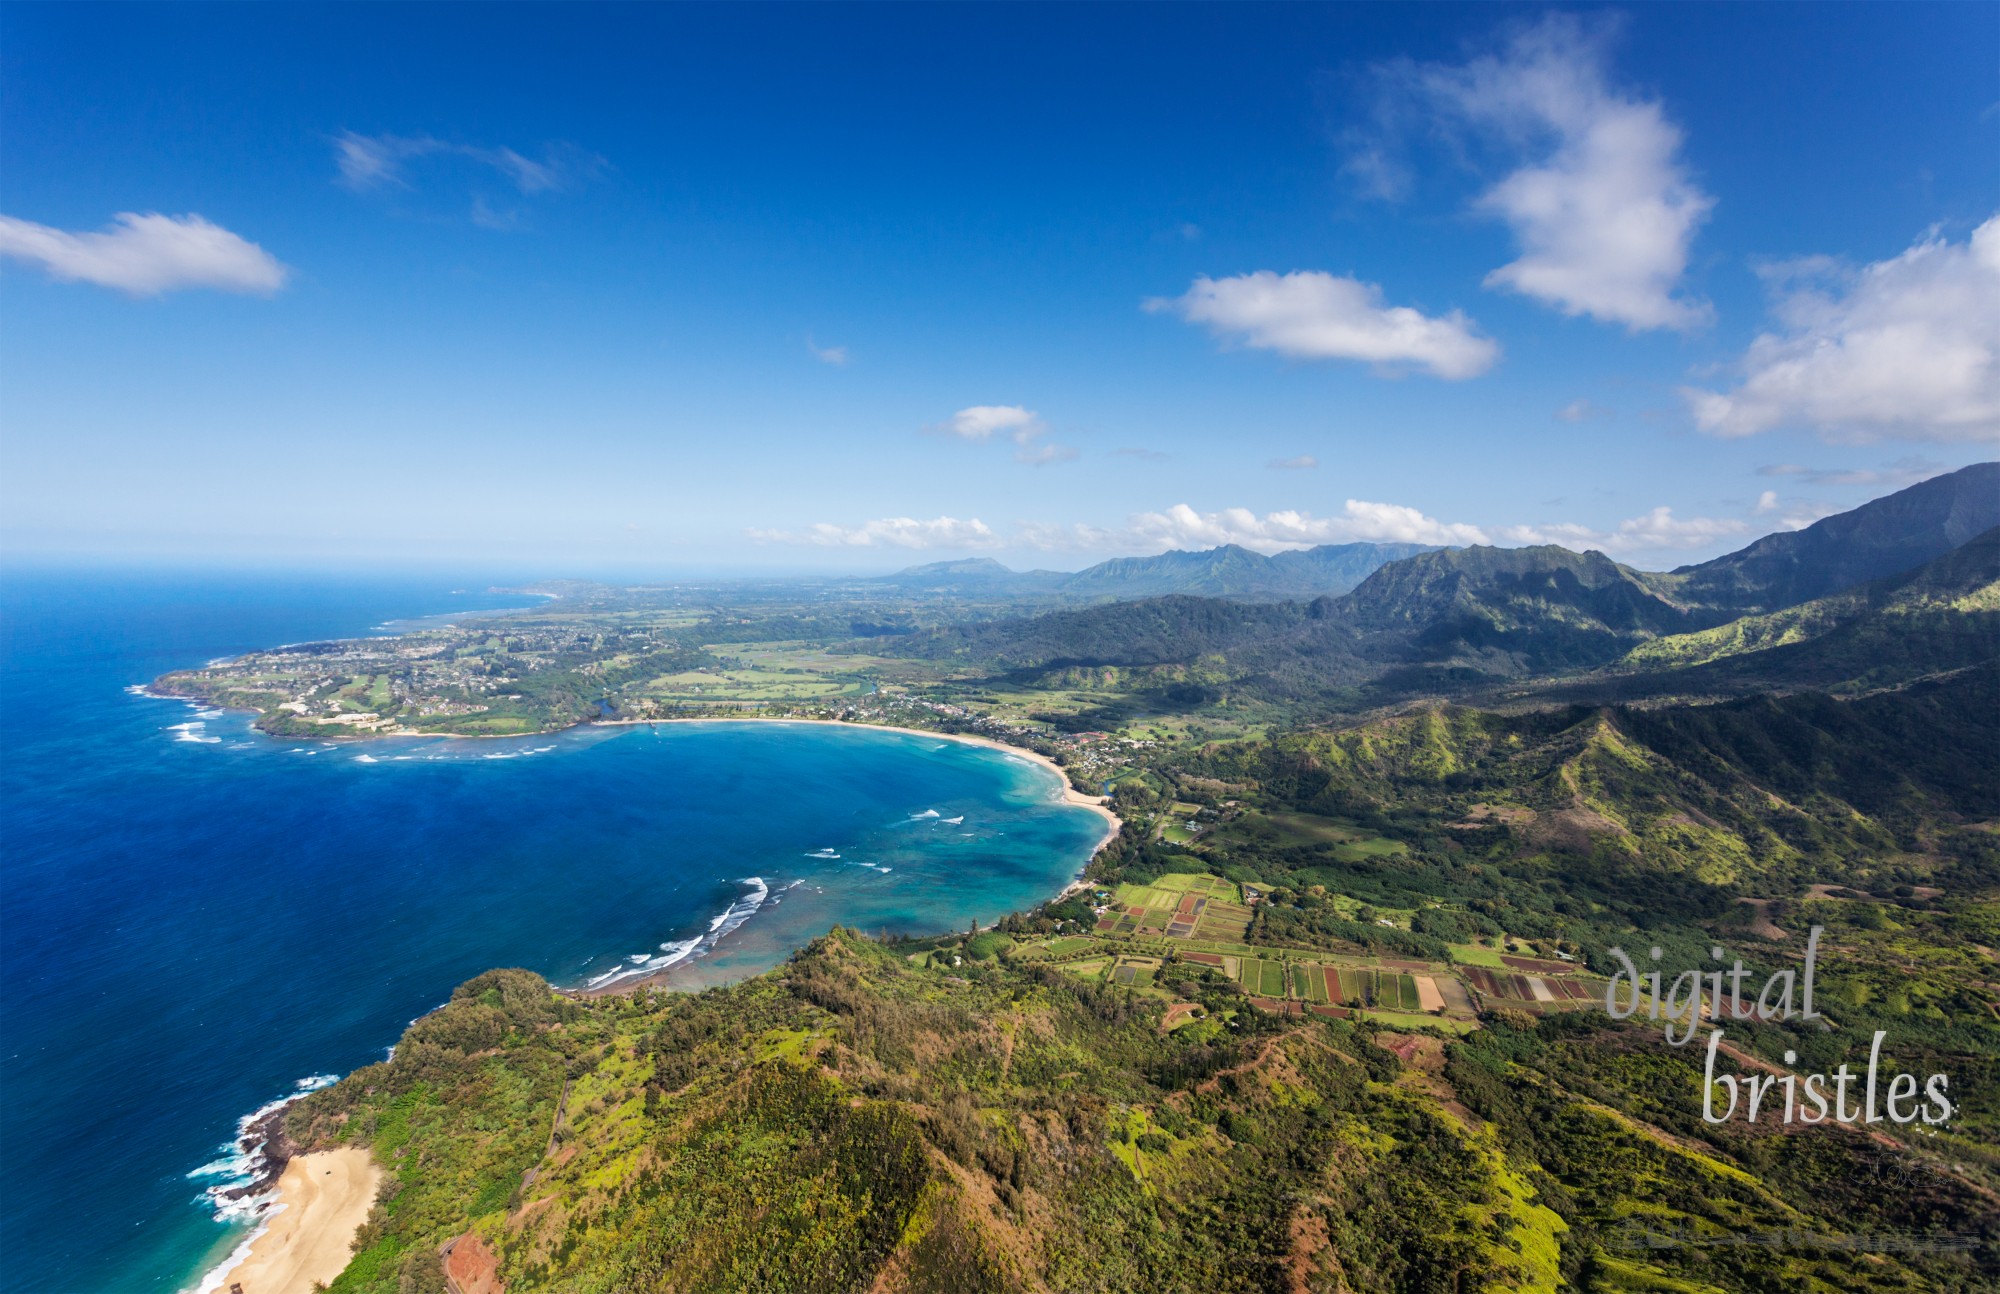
442;1233;503;1294
1182;952;1224;966
1381;959;1431;972
1500;955;1573;974
1307;1004;1350;1019
1378;1033;1426;1063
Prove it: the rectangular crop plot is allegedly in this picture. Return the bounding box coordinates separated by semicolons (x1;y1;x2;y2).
1412;976;1445;1012
1336;969;1364;1004
1395;974;1421;1010
1299;964;1329;1002
1258;960;1288;998
1182;952;1224;967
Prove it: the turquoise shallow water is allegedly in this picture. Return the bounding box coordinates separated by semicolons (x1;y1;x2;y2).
0;570;1103;1293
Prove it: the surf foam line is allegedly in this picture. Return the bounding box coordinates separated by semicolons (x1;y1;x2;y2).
585;876;773;990
183;1073;341;1294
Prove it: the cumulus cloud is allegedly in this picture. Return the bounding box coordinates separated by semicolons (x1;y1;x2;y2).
1267;455;1319;470
1684;216;2000;443
1102;500;1745;556
927;405;1074;465
755;497;1757;560
1363;16;1713;331
1149;270;1498;379
1107;501;1490;552
0;211;289;296
1482;509;1740;552
748;516;1001;549
334;131;603;219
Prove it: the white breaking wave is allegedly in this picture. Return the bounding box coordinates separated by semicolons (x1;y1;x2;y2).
354;754;379;764
911;809;940;820
805;848;840;859
479;744;558;761
583;877;773;990
184;1067;343;1294
942;816;964;825
166;721;222;745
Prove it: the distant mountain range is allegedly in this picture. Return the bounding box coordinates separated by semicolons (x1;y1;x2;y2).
874;541;1435;602
886;462;2000;707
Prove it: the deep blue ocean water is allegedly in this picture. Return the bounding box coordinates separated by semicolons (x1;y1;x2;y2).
0;569;1104;1293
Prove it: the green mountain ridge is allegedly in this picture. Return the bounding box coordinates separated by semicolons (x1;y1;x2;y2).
1601;526;2000;699
889;466;2000;706
875;542;1435;603
1660;462;2000;614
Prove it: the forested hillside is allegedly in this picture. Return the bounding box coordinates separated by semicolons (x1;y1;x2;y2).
289;934;1997;1294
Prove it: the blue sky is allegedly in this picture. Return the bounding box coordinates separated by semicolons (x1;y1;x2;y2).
2;2;1995;574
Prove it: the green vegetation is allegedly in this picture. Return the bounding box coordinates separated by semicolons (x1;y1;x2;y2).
178;465;2000;1289
292;940;1996;1293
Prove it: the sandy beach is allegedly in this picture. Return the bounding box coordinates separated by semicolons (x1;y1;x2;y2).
211;1148;381;1294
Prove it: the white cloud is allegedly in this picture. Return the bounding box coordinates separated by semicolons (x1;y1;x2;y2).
1111;501;1490;553
748;516;1001;549
927;405;1075;465
1267;455;1319;470
0;211;289;296
933;405;1042;440
1756;490;1780;514
1554;398;1612;423
1149;270;1498;379
1685;216;2000;443
756;498;1758;560
806;337;849;366
1019;499;1747;558
334;131;602;197
1381;16;1713;331
1016;442;1080;466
